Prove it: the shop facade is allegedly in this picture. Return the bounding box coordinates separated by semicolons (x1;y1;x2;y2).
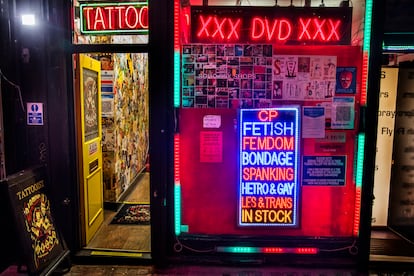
0;0;387;274
170;0;383;270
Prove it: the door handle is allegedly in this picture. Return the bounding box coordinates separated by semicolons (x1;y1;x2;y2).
62;198;71;206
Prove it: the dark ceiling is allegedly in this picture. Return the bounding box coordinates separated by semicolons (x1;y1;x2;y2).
384;0;414;33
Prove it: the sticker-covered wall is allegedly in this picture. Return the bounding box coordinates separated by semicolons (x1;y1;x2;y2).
100;53;149;202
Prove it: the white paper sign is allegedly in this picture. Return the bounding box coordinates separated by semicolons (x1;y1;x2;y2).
203;115;221;128
302;107;325;138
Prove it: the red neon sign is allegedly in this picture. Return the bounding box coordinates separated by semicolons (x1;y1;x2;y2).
80;2;148;34
191;7;351;45
251;17;292;41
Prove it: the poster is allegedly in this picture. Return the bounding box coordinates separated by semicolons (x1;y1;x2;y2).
372;67;398;226
182;44;338;108
273;55;336;101
82;68;99;141
101;69;114;118
4;166;68;274
336;67;357;94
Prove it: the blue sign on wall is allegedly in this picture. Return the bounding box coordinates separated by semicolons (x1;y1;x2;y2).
302;156;346;186
27;102;44;126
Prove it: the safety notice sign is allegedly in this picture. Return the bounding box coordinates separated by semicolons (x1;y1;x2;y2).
27;102;44;126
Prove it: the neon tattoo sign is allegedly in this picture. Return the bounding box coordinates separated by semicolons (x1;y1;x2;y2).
238;107;300;227
80;2;148;34
191;7;351;45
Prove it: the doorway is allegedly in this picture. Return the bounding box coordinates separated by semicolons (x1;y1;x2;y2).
73;52;151;255
370;55;414;263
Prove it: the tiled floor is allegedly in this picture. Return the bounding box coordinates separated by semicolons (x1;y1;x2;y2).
86;173;151;252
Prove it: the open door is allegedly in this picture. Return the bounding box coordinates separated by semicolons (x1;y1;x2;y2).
74;54;104;244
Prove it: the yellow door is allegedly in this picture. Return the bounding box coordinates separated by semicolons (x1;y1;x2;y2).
75;54;104;244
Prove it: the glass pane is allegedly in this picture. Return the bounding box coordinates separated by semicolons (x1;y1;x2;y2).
72;0;148;45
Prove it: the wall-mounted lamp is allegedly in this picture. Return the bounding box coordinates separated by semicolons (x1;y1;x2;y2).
21;14;35;26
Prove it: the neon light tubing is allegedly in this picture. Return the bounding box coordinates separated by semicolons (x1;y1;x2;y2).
352;133;365;236
356;133;365;188
383;45;414;51
353;188;362;236
360;53;369;106
174;134;181;235
173;0;180;107
361;0;373;106
362;0;373;53
216;246;318;254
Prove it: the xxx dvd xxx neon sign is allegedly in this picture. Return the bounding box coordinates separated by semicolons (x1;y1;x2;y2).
191;7;352;45
239;107;300;227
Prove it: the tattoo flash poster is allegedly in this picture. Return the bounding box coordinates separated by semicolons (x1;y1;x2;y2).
5;167;66;274
273;55;337;101
182;44;338;109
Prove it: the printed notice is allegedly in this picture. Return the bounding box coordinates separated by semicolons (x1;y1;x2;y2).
302;106;325;138
200;131;223;163
302;156;346;186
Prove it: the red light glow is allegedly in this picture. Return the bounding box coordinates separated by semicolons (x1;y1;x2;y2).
294;247;318;254
251;17;292;41
81;4;148;33
297;18;342;41
174;0;180;51
196;15;241;41
258;110;279;121
360;53;369;105
194;15;343;43
174;134;180;183
353;187;361;236
262;247;318;254
263;247;284;253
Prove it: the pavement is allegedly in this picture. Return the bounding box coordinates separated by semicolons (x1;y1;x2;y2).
2;263;414;276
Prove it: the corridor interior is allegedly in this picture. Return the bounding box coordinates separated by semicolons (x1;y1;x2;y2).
78;52;150;254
